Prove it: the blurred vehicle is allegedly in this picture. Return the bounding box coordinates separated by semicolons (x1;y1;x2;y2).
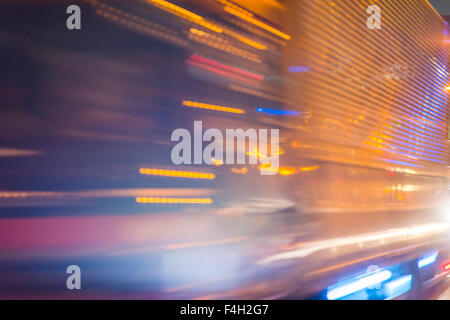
0;0;449;300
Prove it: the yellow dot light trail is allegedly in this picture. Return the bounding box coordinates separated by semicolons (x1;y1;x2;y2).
223;6;291;40
299;166;320;172
182;100;245;114
139;168;216;180
147;0;223;33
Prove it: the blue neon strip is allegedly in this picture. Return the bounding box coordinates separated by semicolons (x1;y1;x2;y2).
289;66;310;73
382;159;421;168
418;251;438;268
327;270;392;300
256;108;301;116
385;275;412;300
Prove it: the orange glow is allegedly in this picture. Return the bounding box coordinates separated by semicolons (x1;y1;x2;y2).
182;100;245;114
139;168;215;180
231;167;248;174
445;86;450;91
216;0;253;17
147;0;223;33
136;197;212;204
196;21;224;34
224;29;267;50
282;0;448;177
259;163;278;174
147;0;268;52
147;0;267;50
247;148;284;160
291;141;311;149
212;159;224;166
444;262;450;271
278;167;298;176
299;166;319;172
224;6;291;40
149;0;202;20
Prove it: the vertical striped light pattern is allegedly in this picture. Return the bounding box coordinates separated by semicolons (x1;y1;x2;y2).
284;0;449;177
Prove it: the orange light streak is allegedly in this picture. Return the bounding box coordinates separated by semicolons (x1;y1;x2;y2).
139;168;216;179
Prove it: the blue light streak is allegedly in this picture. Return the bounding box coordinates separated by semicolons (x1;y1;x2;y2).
256;108;301;116
418;251;438;269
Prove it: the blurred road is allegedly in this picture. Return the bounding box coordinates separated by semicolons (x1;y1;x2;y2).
437;277;450;300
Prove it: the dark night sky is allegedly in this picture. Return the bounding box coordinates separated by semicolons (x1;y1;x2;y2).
428;0;450;15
